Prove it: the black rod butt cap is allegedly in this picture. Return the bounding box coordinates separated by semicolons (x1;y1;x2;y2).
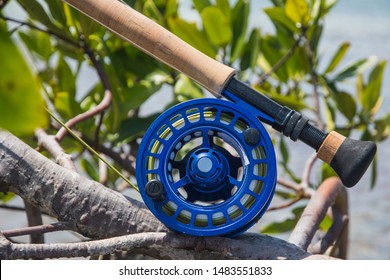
330;139;377;188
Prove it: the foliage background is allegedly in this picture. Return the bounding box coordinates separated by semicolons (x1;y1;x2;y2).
0;0;389;259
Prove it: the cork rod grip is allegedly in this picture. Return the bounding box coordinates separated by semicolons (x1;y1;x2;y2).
62;0;236;96
317;131;377;187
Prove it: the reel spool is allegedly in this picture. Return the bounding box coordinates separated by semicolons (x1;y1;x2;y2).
136;98;277;236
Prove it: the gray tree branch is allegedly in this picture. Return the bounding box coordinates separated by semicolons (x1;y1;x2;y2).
35;128;76;171
0;130;167;238
0;231;334;260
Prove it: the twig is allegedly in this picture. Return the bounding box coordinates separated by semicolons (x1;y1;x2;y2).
82;34;112;146
277;177;301;192
0;15;79;48
0;204;26;212
277;177;314;197
301;153;318;189
23;201;44;244
55;35;112;142
267;196;303;211
309;208;348;257
55;89;112;142
94;112;105;148
256;34;304;85
288;177;348;253
82;135;136;175
1;222;73;238
35;128;77;171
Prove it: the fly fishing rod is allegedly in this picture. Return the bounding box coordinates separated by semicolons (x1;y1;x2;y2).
62;0;376;236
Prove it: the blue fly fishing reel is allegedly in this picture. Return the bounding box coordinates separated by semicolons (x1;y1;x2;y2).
136;98;277;237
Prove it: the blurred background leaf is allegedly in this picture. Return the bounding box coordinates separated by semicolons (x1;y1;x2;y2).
0;24;47;135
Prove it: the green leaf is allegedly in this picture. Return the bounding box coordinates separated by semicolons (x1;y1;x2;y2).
261;207;305;234
108;46;159;85
333;91;356;122
279;137;289;164
331;57;376;82
321;162;338;182
264;7;298;34
308;18;323;52
80;158;99;182
201;7;232;47
174;74;204;102
285;0;310;25
143;0;165;25
286;44;311;79
0;26;47;135
374;114;390;142
216;0;231;21
74;8;104;37
54;92;80;119
269;92;307;111
165;0;179;18
258;35;289;82
275;190;296;199
323;0;339;15
270;0;285;7
370;155;377;189
46;0;67;26
310;0;322;22
324;42;350;74
230;0;249;63
261;219;297;234
193;0;212;13
56;56;76;96
19;29;53;61
0;192;15;203
356;73;364;103
240;29;261;71
319;214;333;231
16;0;67;37
116;114;159;143
324;100;336;131
167;17;216;57
361;60;387;113
118;80;162;115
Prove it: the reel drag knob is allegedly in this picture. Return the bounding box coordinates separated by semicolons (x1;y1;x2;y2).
136;98;277;237
145;180;166;202
244;128;261;146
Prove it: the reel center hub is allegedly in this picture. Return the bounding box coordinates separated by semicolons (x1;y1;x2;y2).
197;157;213;173
187;148;229;189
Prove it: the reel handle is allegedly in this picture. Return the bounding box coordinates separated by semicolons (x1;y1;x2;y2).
316;131;376;188
62;0;235;96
